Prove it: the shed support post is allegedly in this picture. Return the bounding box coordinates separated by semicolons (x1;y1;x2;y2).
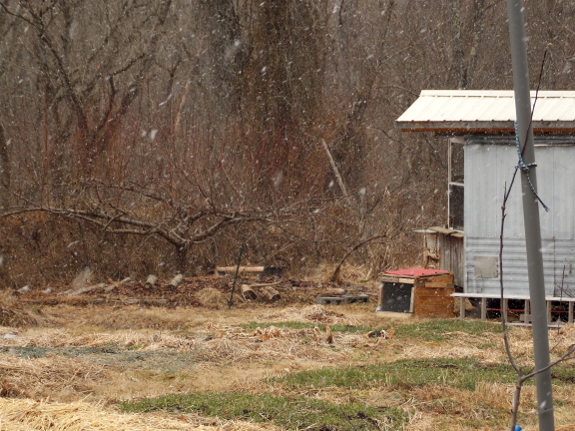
569;302;574;324
481;297;487;321
523;300;530;324
459;297;465;320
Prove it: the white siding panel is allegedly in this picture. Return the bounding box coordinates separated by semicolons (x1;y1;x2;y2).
465;237;575;296
464;142;575;296
552;146;575;239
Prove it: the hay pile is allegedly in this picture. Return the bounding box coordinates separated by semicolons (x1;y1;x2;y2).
0;290;46;327
0;398;279;431
8;329;197;350
258;305;362;326
0;356;109;400
194;287;244;307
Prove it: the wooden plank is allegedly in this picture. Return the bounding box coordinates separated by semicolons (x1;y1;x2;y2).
414;276;454;286
414;292;455;317
379;275;403;283
428;226;456;234
423;282;454;289
69;283;107;296
414;300;452;311
217;266;266;274
398;277;416;284
415;301;454;317
417;293;455;301
417;287;455;295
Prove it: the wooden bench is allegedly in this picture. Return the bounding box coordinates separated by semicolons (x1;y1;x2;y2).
452;292;575;324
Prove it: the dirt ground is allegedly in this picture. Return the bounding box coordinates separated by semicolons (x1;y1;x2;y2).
0;271;573;430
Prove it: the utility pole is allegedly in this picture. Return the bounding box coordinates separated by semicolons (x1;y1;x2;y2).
506;1;555;430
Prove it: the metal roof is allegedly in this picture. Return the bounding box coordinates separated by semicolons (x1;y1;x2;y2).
396;90;575;134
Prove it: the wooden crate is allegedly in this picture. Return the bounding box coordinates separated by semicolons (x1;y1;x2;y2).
378;269;455;318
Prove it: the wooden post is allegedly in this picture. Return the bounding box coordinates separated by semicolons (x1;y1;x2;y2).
569;302;574;324
524;299;531;324
459;297;465;320
481;297;487;321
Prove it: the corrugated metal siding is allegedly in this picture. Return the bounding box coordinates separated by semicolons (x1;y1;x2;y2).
464;138;575;297
466;237;575;297
397;90;575;123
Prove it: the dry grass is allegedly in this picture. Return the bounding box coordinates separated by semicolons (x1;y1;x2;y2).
0;290;47;327
256;304;363;326
0;356;109;401
0;301;572;430
0;398;281;431
1;328;196;350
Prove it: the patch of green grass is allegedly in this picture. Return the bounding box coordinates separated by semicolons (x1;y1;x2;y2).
241;321;378;334
119;392;407;431
476;343;496;349
126;344;144;350
272;357;519;392
551;362;575;385
394;319;503;342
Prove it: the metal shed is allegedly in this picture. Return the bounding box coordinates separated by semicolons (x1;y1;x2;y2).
396;90;575;306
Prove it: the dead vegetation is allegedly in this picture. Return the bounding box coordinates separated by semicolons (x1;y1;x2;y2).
0;271;572;430
0;289;47;327
0;398;282;431
0;294;571;430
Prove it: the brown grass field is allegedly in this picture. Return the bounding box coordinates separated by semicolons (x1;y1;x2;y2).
0;272;573;431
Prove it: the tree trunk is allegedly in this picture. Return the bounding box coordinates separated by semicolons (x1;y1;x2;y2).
0;124;10;210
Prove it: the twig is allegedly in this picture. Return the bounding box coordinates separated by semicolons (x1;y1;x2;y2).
330;233;392;283
228;244;245;308
321;139;352;205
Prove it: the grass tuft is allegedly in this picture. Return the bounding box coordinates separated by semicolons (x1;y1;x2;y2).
394;319;503;342
119;392;407;431
272;357;518;392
